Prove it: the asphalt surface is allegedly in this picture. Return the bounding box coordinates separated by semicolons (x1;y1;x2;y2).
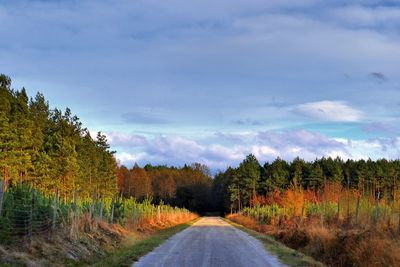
133;217;285;267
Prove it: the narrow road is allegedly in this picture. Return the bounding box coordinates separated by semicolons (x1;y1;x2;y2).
133;217;285;267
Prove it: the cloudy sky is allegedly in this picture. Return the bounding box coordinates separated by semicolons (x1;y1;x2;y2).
1;0;400;171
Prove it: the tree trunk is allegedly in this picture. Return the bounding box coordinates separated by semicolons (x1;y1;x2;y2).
3;168;8;191
398;204;400;234
320;189;325;226
63;176;67;202
237;189;240;212
355;195;360;225
337;190;341;225
374;191;380;225
252;181;256;208
89;168;92;199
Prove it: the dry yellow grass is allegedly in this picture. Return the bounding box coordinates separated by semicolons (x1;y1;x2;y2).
228;213;400;267
0;211;198;266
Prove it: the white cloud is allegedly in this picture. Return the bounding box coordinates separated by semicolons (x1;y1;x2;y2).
117;151;147;165
335;137;400;160
250;145;279;159
110;129;400;170
255;129;350;160
147;136;204;158
293;101;363;122
109;130;400;170
106;132;147;147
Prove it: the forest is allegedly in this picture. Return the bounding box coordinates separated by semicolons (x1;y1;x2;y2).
2;72;400;215
213;154;400;213
117;163;212;213
0;74;212;213
0;74;117;201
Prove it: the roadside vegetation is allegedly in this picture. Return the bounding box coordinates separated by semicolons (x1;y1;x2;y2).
215;155;400;266
225;218;324;267
0;183;197;266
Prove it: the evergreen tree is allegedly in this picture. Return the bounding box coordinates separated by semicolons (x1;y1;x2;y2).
228;171;242;212
306;163;324;190
0;74;118;202
290;157;304;190
212;167;234;213
236;154;260;207
0;76;16;187
263;157;289;193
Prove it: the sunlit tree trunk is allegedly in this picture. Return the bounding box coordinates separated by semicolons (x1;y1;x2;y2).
63;175;67;202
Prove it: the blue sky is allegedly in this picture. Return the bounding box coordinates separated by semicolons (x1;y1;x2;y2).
1;0;400;170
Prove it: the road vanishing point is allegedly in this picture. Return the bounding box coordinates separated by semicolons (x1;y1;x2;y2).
133;217;286;267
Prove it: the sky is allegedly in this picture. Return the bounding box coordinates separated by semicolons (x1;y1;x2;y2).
1;0;400;171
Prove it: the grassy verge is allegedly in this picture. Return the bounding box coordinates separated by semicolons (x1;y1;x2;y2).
75;218;199;267
224;219;325;267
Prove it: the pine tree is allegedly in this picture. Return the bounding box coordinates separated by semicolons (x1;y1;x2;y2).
236;154;260;207
29;92;51;190
96;132;117;198
307;163;324;190
264;157;289;193
10;88;34;184
0;74;118;202
228;171;242;212
291;157;304;190
0;76;18;187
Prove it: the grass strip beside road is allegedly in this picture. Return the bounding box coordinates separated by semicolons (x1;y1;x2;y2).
79;218;199;267
225;219;325;267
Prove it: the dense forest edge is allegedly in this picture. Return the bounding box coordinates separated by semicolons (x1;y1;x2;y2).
0;74;201;265
1;74;400;266
3;72;400;216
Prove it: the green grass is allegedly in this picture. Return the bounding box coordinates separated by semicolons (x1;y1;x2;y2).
72;218;199;267
225;219;325;267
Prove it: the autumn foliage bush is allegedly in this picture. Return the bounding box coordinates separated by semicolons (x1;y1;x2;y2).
229;182;400;267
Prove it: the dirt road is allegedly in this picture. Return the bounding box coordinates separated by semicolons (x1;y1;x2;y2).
133;217;285;267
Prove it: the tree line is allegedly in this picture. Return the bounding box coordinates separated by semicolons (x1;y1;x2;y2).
0;74;117;201
2;74;400;215
116;153;400;215
116;163;213;213
212;154;400;213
